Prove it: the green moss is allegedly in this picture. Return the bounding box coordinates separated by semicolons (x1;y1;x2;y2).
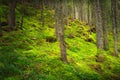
0;4;120;80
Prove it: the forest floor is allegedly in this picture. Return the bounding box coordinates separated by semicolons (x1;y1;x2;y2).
0;7;120;80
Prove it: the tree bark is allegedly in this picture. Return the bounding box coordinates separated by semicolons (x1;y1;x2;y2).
0;16;2;36
41;0;44;28
111;0;119;57
8;0;16;30
78;0;84;21
94;0;104;51
87;0;90;24
55;0;68;63
101;0;109;50
21;0;25;29
73;0;76;19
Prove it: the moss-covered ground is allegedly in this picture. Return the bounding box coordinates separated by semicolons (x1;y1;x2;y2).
0;5;120;80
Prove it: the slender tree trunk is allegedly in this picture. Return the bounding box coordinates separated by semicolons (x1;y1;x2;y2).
63;0;68;21
0;16;2;36
55;10;59;39
103;17;109;50
101;0;109;50
87;0;90;24
94;0;103;51
83;1;88;22
8;0;16;30
21;0;25;29
75;0;80;19
55;0;68;63
41;0;44;28
91;2;96;26
21;13;24;28
79;0;84;21
111;0;118;57
73;0;76;19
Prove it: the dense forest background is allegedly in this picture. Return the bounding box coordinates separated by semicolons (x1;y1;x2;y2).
0;0;120;80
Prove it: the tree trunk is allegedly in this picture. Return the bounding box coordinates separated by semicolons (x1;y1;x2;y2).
87;0;90;24
75;0;80;19
21;0;25;29
94;0;103;52
0;16;2;36
101;0;109;50
111;0;119;57
73;0;76;19
79;0;84;21
91;2;96;26
8;0;16;30
55;0;68;63
41;0;44;28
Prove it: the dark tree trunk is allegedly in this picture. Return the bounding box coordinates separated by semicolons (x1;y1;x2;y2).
21;0;25;29
101;0;109;50
111;0;119;57
0;16;2;36
8;0;16;30
41;0;44;28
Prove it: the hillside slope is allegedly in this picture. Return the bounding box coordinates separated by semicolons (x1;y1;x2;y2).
0;6;120;80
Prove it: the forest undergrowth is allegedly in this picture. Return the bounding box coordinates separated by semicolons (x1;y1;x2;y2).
0;5;120;80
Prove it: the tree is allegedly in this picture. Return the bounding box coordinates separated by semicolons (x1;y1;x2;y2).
79;0;84;21
0;16;2;36
55;0;68;63
101;0;109;50
20;0;25;29
94;0;103;51
40;0;44;28
8;0;16;30
87;0;90;24
111;0;119;57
